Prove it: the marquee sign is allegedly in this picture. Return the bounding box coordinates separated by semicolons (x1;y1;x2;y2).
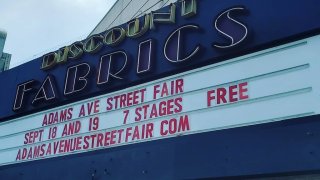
1;0;320;120
2;1;320;179
0;34;320;165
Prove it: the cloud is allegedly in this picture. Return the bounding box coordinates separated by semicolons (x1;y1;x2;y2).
0;0;116;68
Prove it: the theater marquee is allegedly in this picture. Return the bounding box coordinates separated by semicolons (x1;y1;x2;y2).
1;35;320;165
1;0;320;171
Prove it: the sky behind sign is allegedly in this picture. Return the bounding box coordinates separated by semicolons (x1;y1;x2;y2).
0;0;117;68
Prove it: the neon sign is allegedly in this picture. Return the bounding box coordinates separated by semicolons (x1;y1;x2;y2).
12;0;249;113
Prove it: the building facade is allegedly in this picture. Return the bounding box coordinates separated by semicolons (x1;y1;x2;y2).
90;0;177;35
0;52;11;72
1;0;320;179
0;30;11;72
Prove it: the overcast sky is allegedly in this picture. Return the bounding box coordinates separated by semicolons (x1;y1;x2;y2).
0;0;117;68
